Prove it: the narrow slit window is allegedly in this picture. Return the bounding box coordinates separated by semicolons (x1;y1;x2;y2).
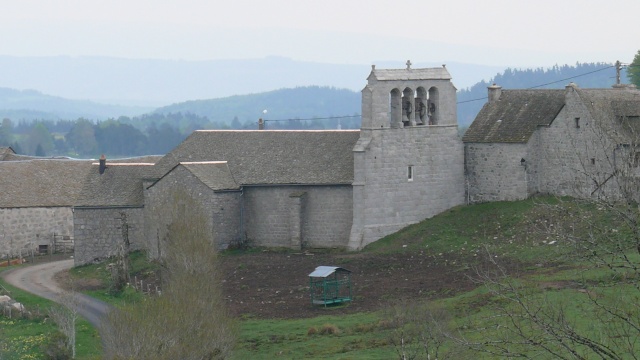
575;117;580;128
408;166;414;181
591;158;595;165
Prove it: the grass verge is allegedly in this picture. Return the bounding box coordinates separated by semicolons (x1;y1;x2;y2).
0;267;102;359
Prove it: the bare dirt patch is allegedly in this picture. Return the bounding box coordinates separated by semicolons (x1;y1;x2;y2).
219;250;526;319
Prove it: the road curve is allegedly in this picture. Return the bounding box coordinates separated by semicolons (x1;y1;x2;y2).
1;259;111;328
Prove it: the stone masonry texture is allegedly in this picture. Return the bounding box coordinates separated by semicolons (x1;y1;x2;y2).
0;207;73;255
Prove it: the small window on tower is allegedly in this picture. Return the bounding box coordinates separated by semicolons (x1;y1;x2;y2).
575;117;580;128
408;166;414;182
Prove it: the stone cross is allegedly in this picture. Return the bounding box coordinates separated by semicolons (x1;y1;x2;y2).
406;60;412;70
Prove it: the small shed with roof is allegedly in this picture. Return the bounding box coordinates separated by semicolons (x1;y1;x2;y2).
308;266;352;306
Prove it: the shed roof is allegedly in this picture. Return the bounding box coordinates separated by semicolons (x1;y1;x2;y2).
308;266;351;278
463;89;566;143
153;130;361;185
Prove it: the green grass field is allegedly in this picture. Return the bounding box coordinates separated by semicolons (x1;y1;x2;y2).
5;196;640;359
0;270;102;359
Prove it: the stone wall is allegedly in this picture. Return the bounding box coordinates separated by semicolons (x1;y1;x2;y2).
349;125;465;249
74;207;145;265
0;207;74;255
144;166;242;259
464;143;529;203
243;185;353;249
533;88;619;198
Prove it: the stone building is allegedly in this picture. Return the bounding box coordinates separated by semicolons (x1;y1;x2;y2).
68;63;466;264
347;64;465;249
73;158;156;265
4;64;639;266
0;154;161;259
143;130;361;257
463;83;640;203
0;158;93;255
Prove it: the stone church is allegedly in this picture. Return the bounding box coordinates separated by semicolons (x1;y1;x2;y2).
1;63;639;265
73;62;465;264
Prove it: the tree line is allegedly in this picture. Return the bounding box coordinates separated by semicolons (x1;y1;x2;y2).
457;62;631;126
0;111;361;158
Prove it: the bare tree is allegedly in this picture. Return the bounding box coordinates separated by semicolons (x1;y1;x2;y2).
384;299;460;360
442;95;640;359
102;189;235;360
48;291;79;359
453;111;640;358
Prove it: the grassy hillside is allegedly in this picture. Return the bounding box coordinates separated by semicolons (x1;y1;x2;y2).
51;196;640;359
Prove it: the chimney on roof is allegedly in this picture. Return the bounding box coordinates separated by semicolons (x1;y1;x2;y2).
99;154;106;174
488;83;502;102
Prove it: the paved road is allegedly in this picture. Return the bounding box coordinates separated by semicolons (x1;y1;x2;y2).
1;259;111;328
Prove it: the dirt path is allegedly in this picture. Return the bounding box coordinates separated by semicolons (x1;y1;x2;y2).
1;259;111;328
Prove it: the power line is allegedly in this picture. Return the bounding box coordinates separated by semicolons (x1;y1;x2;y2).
264;115;360;122
527;65;615;89
264;62;632;114
457;64;618;105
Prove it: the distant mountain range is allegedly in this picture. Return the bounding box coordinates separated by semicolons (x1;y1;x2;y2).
0;55;504;107
0;87;152;120
153;86;361;126
0;58;626;128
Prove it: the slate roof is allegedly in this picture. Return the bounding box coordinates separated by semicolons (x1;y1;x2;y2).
578;87;640;143
0;159;93;208
0;147;15;161
463;89;566;143
75;163;156;207
153;130;361;185
368;66;452;82
178;161;240;191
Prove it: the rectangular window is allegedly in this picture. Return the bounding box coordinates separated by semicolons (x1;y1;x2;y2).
575;117;580;128
591;158;595;165
408;166;414;181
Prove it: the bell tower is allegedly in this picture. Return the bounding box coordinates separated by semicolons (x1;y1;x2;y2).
359;62;458;129
348;61;465;250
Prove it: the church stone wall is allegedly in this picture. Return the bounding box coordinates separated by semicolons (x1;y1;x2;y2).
144;166;242;259
349;125;465;249
74;207;145;265
243;185;352;249
464;143;529;203
0;207;74;255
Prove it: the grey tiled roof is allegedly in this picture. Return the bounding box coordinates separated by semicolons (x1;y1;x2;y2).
463;89;565;143
0;159;93;208
178;162;240;191
369;67;452;81
0;147;15;161
579;88;640;143
154;130;361;185
75;163;156;207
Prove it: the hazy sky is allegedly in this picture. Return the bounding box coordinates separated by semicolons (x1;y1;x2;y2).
1;0;638;67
